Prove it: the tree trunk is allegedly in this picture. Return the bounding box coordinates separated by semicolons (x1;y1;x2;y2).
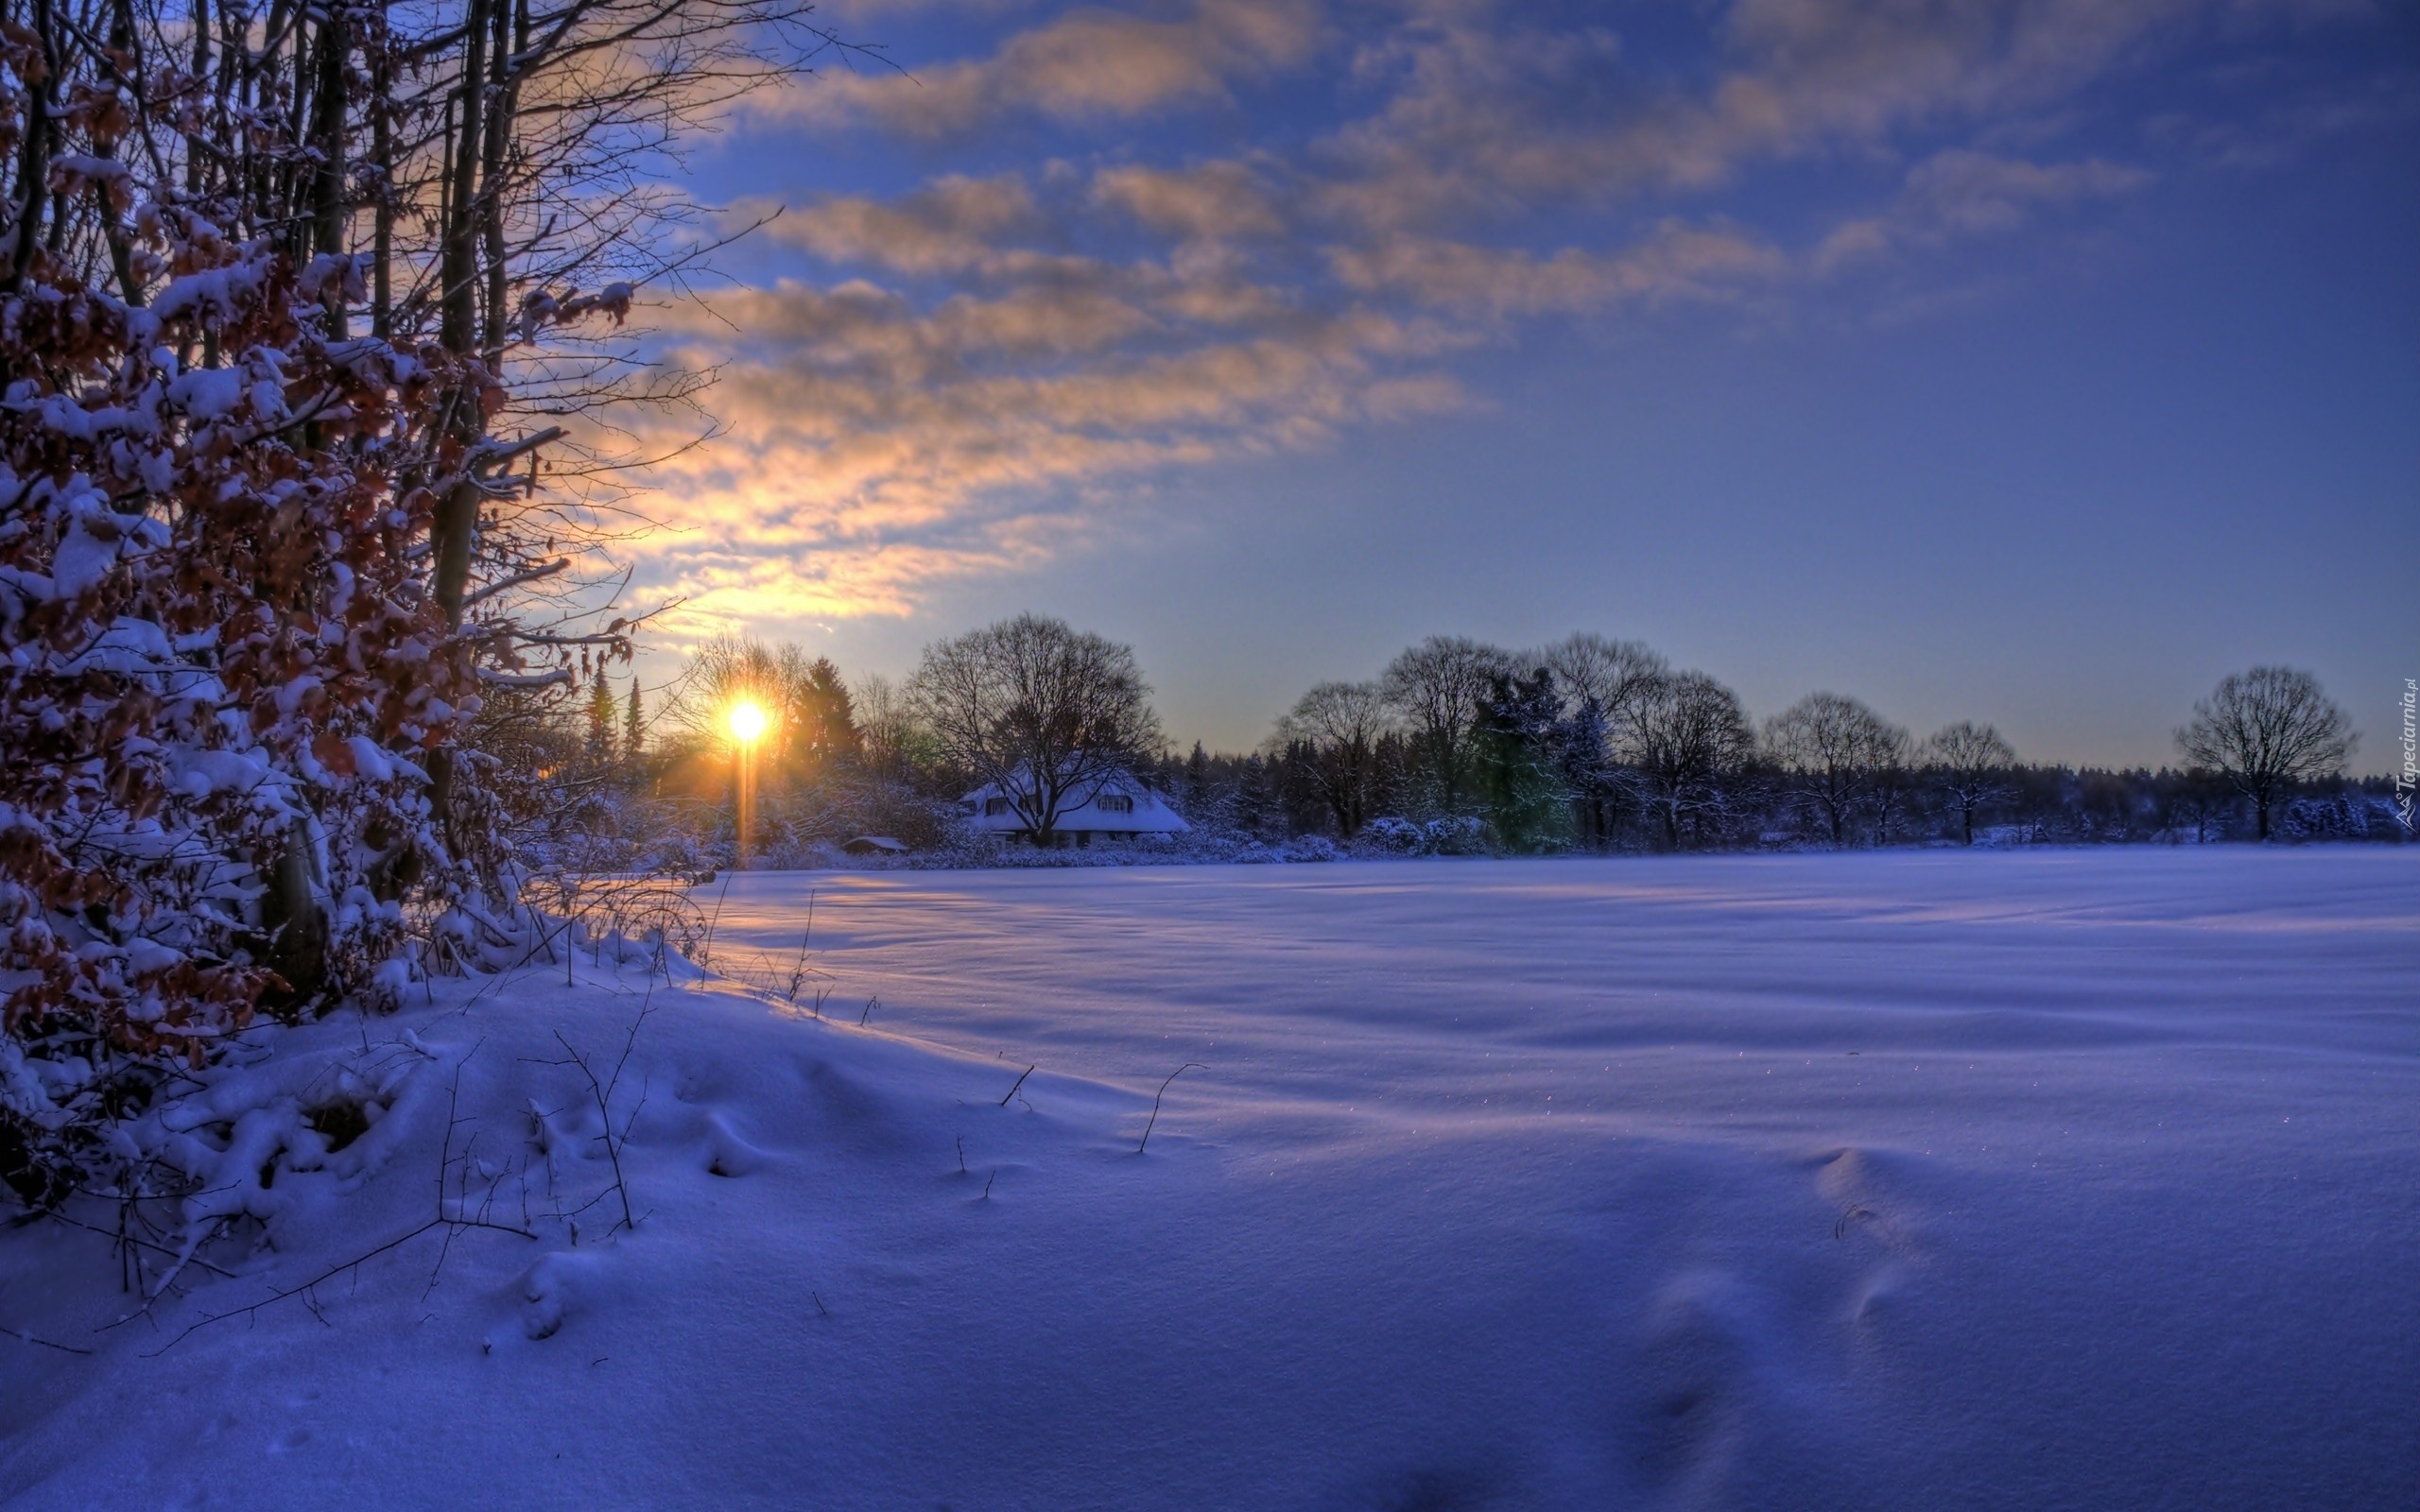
260;6;358;997
371;2;392;338
260;818;328;1010
425;0;493;852
3;0;54;296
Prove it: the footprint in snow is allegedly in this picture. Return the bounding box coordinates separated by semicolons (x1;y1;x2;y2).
517;1250;611;1342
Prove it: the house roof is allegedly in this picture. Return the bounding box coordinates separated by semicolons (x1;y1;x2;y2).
960;770;1190;833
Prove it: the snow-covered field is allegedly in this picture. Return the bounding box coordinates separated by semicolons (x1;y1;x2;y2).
4;850;2415;1510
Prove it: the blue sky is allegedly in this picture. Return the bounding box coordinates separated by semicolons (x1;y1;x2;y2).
615;0;2418;767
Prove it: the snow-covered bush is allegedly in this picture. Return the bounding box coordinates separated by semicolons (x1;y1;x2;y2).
0;0;779;1209
2277;795;2410;843
1355;817;1430;856
1424;816;1491;854
0;232;486;1203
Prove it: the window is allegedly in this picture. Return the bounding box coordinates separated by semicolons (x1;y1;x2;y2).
1098;794;1134;814
984;797;1010;816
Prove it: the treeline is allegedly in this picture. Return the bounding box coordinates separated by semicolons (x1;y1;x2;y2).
1149;741;2406;851
548;624;2396;866
1159;636;2393;851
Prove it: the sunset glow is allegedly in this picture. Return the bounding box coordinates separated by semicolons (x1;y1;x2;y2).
726;698;770;747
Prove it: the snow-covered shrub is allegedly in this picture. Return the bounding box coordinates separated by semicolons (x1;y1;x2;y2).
0;234;489;1203
1355;817;1430;855
2277;796;2409;843
1424;816;1491;854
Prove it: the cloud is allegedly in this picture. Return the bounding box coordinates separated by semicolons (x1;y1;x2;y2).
1312;0;2347;233
1812;148;2153;270
627;270;1467;627
1902;149;2152;232
623;0;2391;630
2144;65;2420;168
1330;219;1790;320
1093;162;1288;241
773;0;1322;136
760;175;1042;276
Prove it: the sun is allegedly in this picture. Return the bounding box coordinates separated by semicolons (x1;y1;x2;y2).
726;697;770;745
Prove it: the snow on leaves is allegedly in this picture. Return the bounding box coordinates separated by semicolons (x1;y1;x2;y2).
0;221;473;1202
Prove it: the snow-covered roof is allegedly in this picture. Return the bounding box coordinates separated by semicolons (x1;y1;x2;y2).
960;771;1189;833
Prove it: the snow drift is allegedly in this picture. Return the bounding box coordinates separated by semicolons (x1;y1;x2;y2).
1;849;2413;1510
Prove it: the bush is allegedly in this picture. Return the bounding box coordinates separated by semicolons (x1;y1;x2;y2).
1425;816;1491;854
2278;796;2410;843
1356;817;1430;855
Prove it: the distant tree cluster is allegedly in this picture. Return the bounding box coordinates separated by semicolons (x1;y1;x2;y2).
544;621;2389;874
1216;640;2384;853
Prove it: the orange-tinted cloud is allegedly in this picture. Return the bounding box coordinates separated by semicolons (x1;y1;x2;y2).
768;0;1322;136
619;0;2384;636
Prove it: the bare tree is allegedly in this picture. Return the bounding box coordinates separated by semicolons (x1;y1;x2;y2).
852;674;923;785
1618;671;1756;850
1921;722;2017;845
909;615;1162;845
1539;634;1665;843
1270;681;1392;839
1380;636;1513;816
1541;634;1668;730
2177;667;2355;840
1764;693;1909;846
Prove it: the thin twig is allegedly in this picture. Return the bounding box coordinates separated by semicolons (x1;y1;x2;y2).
999;1065;1035;1108
551;983;657;1234
1137;1063;1207;1154
2;1324;93;1355
695;872;735;978
144;1214;533;1356
43;1211;235;1280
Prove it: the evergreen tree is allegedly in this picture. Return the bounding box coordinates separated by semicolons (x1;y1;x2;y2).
1233;755;1273;839
585;666;617;771
1476;669;1573;851
800;657;862;770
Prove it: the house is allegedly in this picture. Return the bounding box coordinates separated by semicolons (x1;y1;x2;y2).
960;771;1190;847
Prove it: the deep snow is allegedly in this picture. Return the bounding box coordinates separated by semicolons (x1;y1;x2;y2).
3;850;2415;1510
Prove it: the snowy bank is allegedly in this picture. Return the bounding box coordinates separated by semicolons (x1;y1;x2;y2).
2;850;2415;1509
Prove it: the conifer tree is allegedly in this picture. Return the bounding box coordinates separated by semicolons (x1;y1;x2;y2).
586;667;618;771
1234;755;1273;839
1476;669;1574;851
1185;742;1211;816
801;657;862;771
